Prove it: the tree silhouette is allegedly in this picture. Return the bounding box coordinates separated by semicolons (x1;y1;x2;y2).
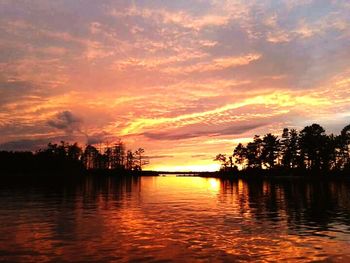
0;139;149;175
299;124;327;170
214;154;229;171
112;140;125;169
82;145;99;169
261;133;280;169
233;143;247;169
104;146;113;169
246;135;263;169
134;148;149;171
338;125;350;169
216;123;350;175
67;143;82;161
320;134;337;171
125;150;134;170
281;128;299;169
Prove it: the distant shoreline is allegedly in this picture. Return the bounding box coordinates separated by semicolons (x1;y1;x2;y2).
2;169;349;181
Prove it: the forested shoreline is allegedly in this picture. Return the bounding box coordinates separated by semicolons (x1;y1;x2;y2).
0;140;149;176
1;123;350;178
214;123;350;176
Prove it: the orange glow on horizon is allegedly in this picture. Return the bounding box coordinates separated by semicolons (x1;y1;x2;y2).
147;163;220;172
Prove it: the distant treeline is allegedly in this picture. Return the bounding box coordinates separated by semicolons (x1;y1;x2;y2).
215;124;350;175
0;141;149;175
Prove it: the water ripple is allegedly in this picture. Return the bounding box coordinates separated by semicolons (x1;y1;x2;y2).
0;176;350;262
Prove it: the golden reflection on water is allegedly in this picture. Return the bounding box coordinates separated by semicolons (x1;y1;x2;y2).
142;176;220;193
0;176;350;262
208;178;220;192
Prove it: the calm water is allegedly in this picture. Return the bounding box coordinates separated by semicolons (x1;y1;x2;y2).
0;176;350;262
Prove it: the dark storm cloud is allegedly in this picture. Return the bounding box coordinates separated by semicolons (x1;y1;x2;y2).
47;111;82;133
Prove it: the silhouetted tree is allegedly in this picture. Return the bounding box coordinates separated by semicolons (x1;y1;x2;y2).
299;124;327;170
104;146;113;169
214;154;229;171
246;135;263;169
281;128;299;169
281;128;290;168
261;133;280;169
67;143;82;161
82;145;99;169
338;124;350;169
215;123;350;175
126;150;135;170
134;148;149;171
228;156;234;169
233;143;247;169
112;140;125;169
0;139;149;175
320;134;337;171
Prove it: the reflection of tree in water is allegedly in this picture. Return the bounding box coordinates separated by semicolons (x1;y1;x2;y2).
220;179;350;233
79;175;141;204
1;176;141;250
0;175;143;261
0;175;141;205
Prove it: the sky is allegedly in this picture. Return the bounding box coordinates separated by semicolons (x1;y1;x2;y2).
0;0;350;171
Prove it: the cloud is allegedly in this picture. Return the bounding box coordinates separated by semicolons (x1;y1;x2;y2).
86;131;118;145
163;53;262;74
0;136;71;151
191;154;207;158
146;155;174;159
143;122;267;141
111;6;231;31
47;111;82;133
0;80;40;107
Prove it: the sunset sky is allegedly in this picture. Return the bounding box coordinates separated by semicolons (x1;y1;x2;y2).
1;0;350;171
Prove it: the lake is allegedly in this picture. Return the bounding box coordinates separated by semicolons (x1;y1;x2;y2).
0;175;350;262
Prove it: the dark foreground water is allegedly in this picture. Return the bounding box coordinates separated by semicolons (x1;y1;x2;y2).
0;176;350;262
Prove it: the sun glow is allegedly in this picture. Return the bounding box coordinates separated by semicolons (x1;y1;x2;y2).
148;163;220;172
208;178;220;192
